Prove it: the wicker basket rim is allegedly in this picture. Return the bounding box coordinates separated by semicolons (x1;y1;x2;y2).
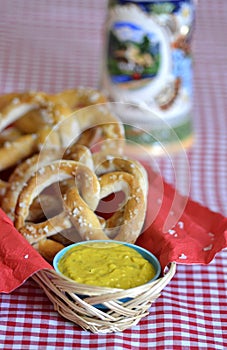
36;262;176;296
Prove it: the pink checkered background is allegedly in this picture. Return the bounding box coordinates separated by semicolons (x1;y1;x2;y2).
0;0;227;349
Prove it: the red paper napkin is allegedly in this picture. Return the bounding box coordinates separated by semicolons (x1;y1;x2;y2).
0;210;52;293
136;165;227;269
0;165;226;294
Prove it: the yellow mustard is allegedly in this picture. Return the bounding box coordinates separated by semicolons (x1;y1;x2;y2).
58;242;156;289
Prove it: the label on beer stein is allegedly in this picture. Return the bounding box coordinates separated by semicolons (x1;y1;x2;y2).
101;0;196;155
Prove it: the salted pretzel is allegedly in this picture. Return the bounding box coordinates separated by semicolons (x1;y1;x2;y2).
64;170;146;243
11;152;147;245
14;160;101;244
93;154;148;236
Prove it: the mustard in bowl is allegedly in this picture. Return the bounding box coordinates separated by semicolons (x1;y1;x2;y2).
53;240;161;290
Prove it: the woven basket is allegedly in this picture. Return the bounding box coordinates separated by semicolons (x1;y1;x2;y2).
32;262;176;333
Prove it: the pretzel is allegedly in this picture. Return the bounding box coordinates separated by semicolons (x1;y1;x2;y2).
64;171;146;243
4;92;80;147
100;171;146;243
10;153;147;246
0;92;36;132
93;154;148;237
14;160;100;244
59;154;148;241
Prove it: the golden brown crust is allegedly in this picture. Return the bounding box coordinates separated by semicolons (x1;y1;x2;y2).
0;91;77;172
64;167;147;243
14;160;100;244
7;154;148;246
1;150;62;220
52;87;108;110
99;171;146;243
0;88;124;173
34;238;65;263
0;134;38;172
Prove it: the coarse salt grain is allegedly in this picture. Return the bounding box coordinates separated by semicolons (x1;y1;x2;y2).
179;253;187;260
89;92;100;102
203;244;213;252
4;141;11;148
12;97;20;104
178;221;184;229
19;202;27;208
168;229;176;235
43;226;49;233
73;207;79;216
208;232;215;239
38;167;45;175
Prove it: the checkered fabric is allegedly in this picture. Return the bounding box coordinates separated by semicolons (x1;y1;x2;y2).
0;0;226;349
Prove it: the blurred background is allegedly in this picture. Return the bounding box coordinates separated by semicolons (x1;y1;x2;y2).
0;0;107;92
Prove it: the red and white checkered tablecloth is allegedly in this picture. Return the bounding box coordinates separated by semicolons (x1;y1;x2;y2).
0;0;227;349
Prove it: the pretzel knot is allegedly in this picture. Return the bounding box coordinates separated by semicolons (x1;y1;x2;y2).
13;156;148;245
14;160;100;242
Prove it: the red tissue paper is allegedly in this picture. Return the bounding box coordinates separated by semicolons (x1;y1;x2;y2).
136;165;227;269
0;209;52;293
